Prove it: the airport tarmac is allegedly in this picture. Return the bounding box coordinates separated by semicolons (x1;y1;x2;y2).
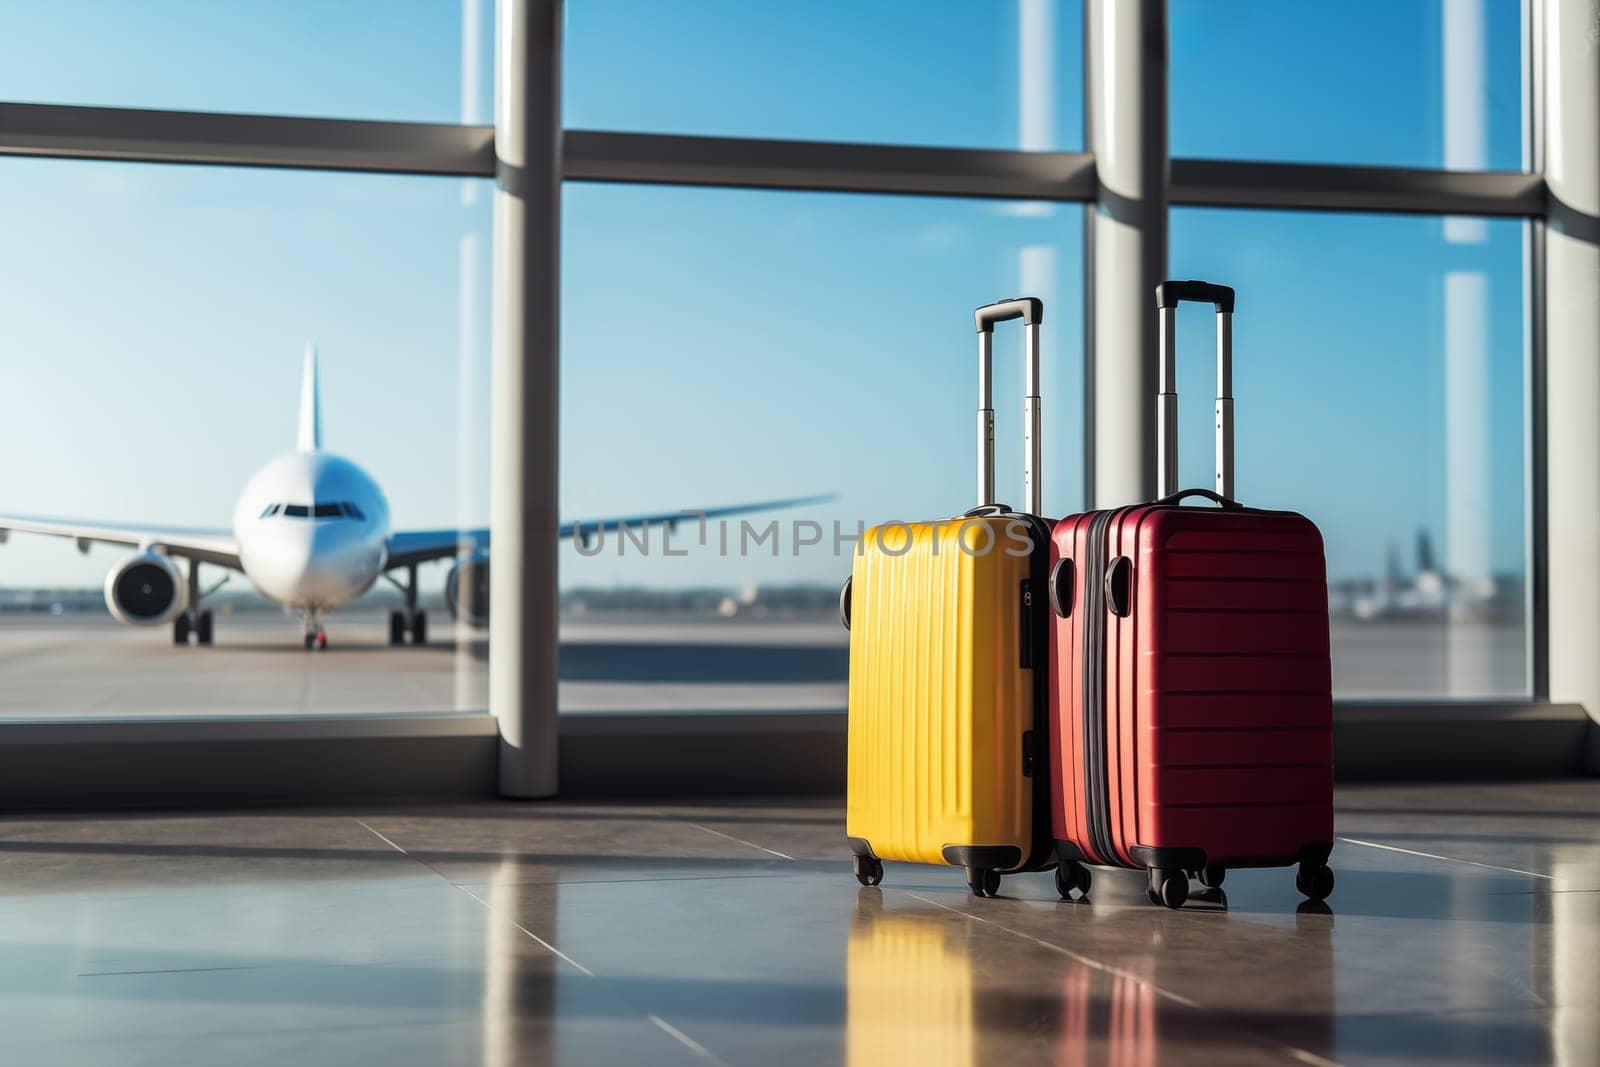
0;612;1525;718
0;613;846;718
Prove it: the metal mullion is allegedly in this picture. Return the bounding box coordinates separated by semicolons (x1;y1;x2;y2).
1528;217;1549;700
0;101;495;176
0;101;1099;201
1525;0;1549;701
562;129;1098;201
490;0;562;798
1171;158;1545;217
1;101;1557;224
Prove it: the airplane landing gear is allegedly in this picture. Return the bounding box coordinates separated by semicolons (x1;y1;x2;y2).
384;564;428;647
174;560;223;646
175;609;215;646
388;609;428;646
300;608;329;651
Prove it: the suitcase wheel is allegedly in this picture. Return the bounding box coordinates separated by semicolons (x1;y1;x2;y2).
1198;863;1226;889
853;855;883;887
1054;861;1092;901
1147;868;1189;909
965;867;1002;898
1296;862;1335;902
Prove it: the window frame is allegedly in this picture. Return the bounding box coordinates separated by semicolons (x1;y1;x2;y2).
0;0;1572;796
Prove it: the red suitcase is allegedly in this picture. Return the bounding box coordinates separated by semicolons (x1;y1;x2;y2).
1048;280;1335;909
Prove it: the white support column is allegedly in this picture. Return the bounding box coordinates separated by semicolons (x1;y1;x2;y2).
1542;0;1600;742
1442;0;1493;697
491;0;562;797
1018;0;1059;512
455;0;487;713
1085;0;1168;507
1444;270;1493;694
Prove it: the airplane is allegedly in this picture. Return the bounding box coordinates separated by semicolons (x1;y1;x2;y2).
1342;529;1499;622
0;346;829;650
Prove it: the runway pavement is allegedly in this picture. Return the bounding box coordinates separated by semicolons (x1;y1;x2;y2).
0;613;847;719
0;611;1525;718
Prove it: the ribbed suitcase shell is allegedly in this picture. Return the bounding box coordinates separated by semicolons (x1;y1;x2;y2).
846;515;1050;872
1049;503;1333;871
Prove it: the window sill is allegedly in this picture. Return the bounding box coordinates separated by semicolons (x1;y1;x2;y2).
0;702;1585;808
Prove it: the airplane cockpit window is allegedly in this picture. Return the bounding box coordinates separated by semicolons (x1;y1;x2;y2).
264;502;362;520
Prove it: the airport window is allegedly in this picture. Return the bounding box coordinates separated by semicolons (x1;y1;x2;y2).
565;0;1084;152
1170;207;1528;699
1170;0;1524;171
0;1;1565;746
0;1;494;124
559;183;1083;715
0;156;491;717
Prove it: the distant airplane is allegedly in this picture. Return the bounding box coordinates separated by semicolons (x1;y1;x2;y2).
1347;529;1498;622
0;347;827;650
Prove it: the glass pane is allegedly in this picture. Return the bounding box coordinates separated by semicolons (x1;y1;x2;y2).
0;1;493;123
0;158;491;717
561;185;1084;714
565;0;1085;151
1170;208;1527;699
1171;0;1524;170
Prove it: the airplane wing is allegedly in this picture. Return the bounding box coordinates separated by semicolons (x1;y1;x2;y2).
0;515;242;570
385;527;488;569
385;493;835;570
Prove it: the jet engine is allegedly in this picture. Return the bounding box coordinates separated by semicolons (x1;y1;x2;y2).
104;551;187;626
445;554;490;628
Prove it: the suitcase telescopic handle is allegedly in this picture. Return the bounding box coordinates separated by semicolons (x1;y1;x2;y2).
1155;280;1237;501
974;297;1044;516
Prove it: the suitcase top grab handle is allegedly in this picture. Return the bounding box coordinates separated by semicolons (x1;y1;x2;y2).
1155;279;1236;501
1156;280;1235;315
973;297;1044;516
974;297;1043;332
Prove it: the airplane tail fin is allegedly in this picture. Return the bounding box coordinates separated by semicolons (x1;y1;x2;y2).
297;342;321;452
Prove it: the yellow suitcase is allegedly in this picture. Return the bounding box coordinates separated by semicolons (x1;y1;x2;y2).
841;298;1053;898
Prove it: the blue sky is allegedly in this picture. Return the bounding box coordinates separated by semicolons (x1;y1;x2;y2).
0;1;1527;593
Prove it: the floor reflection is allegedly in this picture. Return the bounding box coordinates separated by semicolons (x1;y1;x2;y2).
1058;968;1157;1067
1549;850;1599;1067
844;884;1339;1065
481;854;555;1067
847;890;974;1066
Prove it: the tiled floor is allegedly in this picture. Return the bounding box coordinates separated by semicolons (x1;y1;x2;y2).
1;781;1597;1065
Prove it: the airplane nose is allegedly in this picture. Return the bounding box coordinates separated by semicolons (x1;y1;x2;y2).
249;524;377;606
298;546;362;602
